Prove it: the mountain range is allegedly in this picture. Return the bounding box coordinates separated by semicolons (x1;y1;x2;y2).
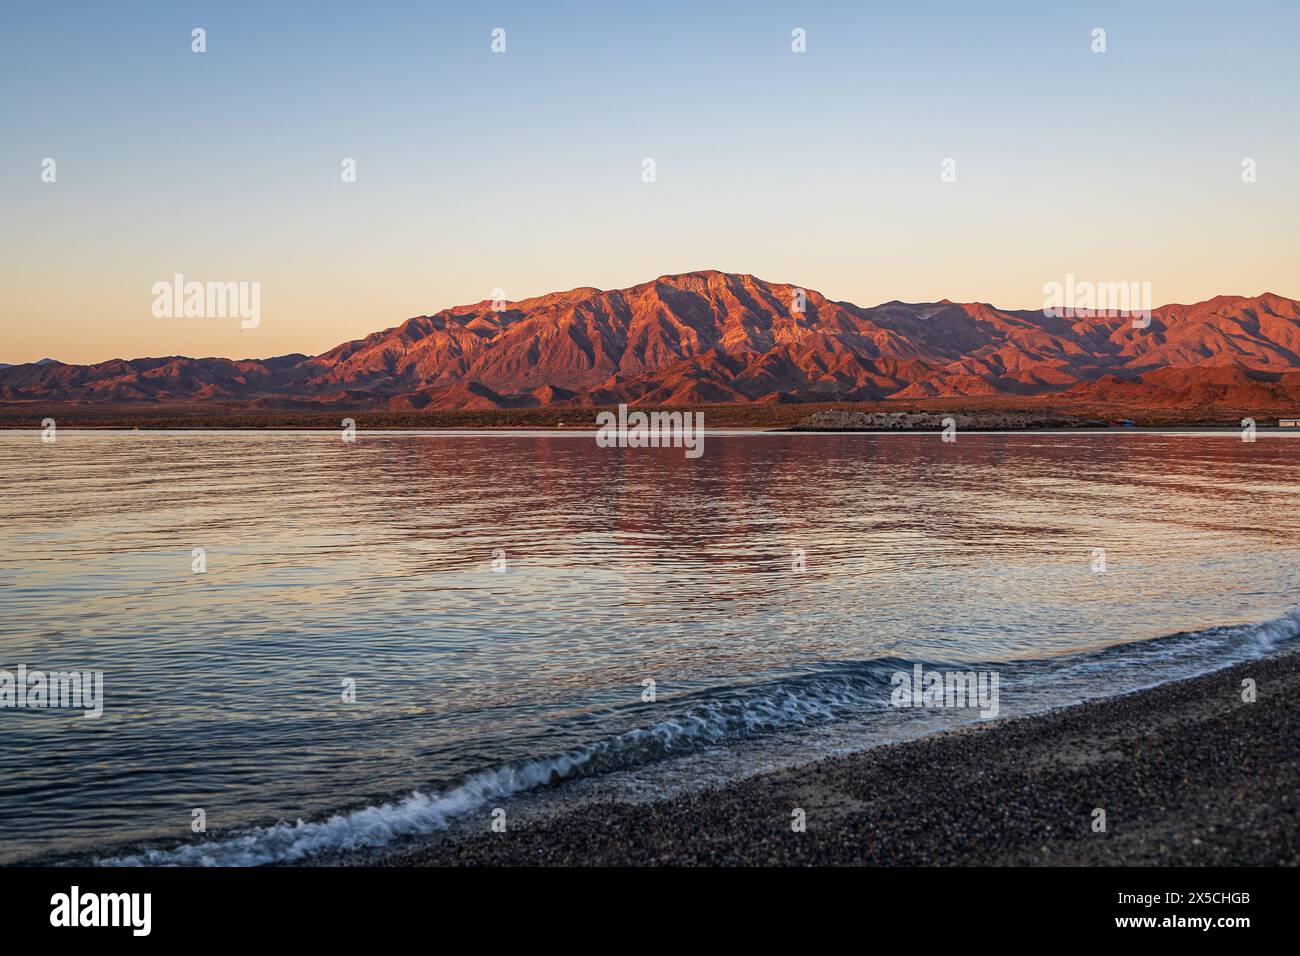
4;271;1300;412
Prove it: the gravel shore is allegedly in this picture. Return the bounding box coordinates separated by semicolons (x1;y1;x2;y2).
384;648;1299;866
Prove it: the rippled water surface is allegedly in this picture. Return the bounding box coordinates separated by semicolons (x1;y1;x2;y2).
1;430;1298;864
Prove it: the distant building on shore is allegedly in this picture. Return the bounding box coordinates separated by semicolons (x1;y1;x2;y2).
1280;419;1300;427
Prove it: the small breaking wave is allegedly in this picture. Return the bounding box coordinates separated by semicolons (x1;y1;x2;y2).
98;606;1300;866
98;670;897;866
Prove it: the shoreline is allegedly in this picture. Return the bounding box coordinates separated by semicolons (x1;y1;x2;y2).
2;424;1294;434
0;399;1286;431
375;649;1300;866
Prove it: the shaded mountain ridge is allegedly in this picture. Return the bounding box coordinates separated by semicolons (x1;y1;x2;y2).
5;271;1300;411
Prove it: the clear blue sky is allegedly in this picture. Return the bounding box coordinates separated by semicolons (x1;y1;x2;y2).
2;0;1297;363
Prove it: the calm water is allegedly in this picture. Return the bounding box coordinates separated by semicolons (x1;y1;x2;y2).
1;430;1298;865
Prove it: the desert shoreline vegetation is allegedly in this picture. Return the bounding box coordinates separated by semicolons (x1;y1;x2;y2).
0;404;1290;431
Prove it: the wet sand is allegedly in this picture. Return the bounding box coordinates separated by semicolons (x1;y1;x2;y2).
385;649;1299;866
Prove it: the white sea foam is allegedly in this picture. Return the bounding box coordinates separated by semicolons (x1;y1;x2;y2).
98;606;1300;867
98;678;882;866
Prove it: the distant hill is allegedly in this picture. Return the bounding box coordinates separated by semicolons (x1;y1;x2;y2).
4;272;1299;412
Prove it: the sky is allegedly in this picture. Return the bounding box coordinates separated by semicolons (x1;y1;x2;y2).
1;0;1297;365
